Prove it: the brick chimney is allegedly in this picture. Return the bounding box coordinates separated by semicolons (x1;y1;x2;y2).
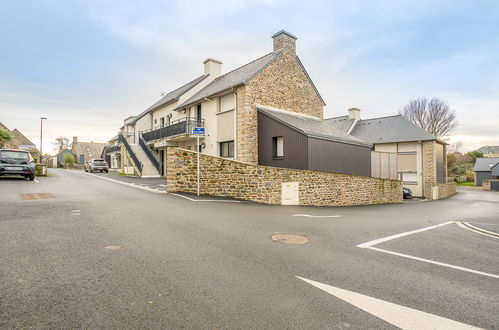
272;30;297;55
203;58;222;77
348;108;361;120
73;136;78;145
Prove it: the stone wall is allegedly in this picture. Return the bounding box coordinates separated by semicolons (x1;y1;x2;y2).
483;179;499;191
422;141;437;199
431;183;457;200
166;148;402;206
236;48;324;164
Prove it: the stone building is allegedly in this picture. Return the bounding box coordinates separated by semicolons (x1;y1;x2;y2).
108;30;373;178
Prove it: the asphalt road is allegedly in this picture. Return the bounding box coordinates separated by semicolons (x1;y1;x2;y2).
1;169;498;329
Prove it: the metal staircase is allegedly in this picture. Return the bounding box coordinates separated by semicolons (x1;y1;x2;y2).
118;133;162;178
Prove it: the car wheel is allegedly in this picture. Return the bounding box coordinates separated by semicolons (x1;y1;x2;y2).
105;170;109;173
29;174;35;181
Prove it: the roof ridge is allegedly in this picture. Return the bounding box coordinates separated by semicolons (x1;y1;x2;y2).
358;114;402;121
161;74;209;99
256;105;321;121
325;115;349;120
214;50;282;82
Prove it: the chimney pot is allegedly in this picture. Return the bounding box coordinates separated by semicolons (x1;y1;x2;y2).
203;58;222;77
272;30;297;54
348;108;361;120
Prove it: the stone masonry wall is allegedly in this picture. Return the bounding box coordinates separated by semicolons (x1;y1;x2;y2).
422;141;437;199
166;148;402;206
236;51;324;164
432;183;457;200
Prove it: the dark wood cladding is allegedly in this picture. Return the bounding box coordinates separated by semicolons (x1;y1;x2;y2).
258;111;371;176
258;112;308;169
308;138;371;176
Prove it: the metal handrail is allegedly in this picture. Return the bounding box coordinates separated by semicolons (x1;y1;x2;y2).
103;145;120;154
139;135;162;175
141;117;205;142
118;133;143;173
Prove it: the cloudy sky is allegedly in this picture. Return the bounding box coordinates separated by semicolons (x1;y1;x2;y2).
1;0;498;154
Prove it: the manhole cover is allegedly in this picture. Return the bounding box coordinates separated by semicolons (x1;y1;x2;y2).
271;233;310;245
20;193;54;200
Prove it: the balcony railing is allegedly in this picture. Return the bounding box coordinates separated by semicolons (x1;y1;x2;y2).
141;117;204;142
103;145;120;154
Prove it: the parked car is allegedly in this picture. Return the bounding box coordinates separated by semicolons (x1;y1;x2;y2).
403;187;412;199
0;149;36;180
85;159;109;173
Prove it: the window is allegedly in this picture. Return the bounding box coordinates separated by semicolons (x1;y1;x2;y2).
196;104;202;126
160;117;165;127
272;136;283;159
220;141;234;158
219;93;235;113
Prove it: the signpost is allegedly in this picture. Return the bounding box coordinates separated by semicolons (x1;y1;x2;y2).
191;127;205;196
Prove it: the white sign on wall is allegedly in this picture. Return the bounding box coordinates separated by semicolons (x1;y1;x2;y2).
281;182;299;205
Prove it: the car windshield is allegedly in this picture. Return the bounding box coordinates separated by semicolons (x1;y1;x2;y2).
93;160;106;163
0;151;29;160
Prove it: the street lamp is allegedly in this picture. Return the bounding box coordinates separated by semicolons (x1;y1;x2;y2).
40;117;47;163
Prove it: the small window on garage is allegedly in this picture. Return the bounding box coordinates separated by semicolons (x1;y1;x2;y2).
220;141;234;158
272;136;283;159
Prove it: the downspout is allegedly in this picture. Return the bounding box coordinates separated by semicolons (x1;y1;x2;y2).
231;87;238;160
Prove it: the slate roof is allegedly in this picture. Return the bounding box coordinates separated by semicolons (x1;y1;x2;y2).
492;163;499;177
477;145;499;154
175;51;283;110
473;157;499;172
0;123;37;150
346;115;437;144
257;106;371;147
130;74;210;124
71;141;107;163
324;116;355;133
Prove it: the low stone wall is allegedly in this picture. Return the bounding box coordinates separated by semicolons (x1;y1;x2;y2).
166;148;402;206
431;183;457;200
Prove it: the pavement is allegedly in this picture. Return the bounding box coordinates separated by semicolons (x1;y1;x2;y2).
0;169;498;329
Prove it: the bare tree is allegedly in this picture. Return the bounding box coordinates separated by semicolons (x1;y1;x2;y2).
447;141;464;154
399;98;458;138
53;137;71;151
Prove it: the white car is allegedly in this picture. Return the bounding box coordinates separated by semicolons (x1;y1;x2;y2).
85;159;109;173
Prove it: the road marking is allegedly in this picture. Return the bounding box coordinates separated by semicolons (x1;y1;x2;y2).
88;173;167;194
296;276;480;330
356;221;454;248
456;222;499;239
171;193;241;203
357;221;499;279
34;179;40;183
369;246;499;279
293;214;342;218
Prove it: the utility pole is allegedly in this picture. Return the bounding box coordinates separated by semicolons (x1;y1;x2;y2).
40;117;47;163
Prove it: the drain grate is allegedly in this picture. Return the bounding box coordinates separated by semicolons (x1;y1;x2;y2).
20;193;54;200
271;233;310;245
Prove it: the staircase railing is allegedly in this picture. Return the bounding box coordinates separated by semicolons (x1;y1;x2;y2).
139;135;162;175
118;133;143;174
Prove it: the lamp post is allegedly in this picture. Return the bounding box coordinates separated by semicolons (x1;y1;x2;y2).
40;117;47;163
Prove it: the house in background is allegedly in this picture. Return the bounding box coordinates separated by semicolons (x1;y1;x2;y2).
0;122;38;157
101;135;121;170
326;108;448;198
71;136;106;165
477;146;499;158
473;157;499;186
55;148;75;167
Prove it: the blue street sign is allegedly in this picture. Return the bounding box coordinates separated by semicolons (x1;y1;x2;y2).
192;127;205;135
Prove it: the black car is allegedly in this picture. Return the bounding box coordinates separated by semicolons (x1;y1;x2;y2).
403;187;412;199
0;149;36;180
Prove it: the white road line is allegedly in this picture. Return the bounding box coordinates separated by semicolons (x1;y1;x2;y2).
456;222;499;239
170;193;241;203
88;173;167;194
296;276;481;330
293;214;342;218
369;247;499;279
34;179;40;183
356;221;499;279
356;221;454;248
